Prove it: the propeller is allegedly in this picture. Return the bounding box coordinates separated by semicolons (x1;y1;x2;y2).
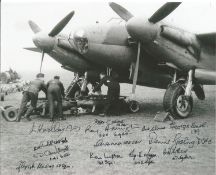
49;11;74;37
27;11;75;73
132;42;141;98
148;2;181;23
28;20;41;33
39;51;45;73
109;2;181;97
109;2;181;24
109;2;133;21
24;47;41;53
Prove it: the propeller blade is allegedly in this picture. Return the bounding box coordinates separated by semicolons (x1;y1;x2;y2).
132;42;141;98
109;2;133;21
28;20;41;33
149;2;181;23
49;11;75;37
40;51;45;73
24;47;41;53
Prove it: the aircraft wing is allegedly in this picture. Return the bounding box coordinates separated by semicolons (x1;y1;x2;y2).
196;32;216;46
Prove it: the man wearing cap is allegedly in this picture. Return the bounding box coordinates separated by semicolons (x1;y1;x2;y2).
17;73;47;122
47;76;65;121
92;72;120;116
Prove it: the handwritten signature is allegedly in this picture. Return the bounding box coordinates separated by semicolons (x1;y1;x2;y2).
29;122;81;136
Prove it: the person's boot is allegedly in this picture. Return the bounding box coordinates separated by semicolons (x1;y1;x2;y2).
50;116;55;122
25;115;32;121
99;113;105;117
50;118;55;122
60;116;66;120
17;116;21;122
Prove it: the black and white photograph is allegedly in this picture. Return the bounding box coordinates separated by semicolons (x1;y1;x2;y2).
0;0;215;174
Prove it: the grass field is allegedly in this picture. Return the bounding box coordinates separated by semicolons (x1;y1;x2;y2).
0;84;215;175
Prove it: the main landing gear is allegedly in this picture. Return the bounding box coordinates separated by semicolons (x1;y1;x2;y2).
65;73;89;99
163;69;196;119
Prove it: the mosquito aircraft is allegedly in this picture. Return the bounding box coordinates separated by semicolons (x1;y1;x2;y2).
25;2;216;118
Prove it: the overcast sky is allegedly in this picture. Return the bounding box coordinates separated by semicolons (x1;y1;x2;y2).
1;0;216;72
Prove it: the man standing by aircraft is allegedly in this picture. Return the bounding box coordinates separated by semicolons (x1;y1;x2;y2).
17;73;47;122
92;72;120;116
47;76;65;121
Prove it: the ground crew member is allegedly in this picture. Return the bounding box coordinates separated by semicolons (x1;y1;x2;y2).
92;72;120;116
47;76;65;121
17;73;47;122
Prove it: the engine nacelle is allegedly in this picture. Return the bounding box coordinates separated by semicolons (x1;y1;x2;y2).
160;26;201;58
195;69;216;85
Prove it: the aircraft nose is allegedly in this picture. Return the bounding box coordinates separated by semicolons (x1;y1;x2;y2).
73;29;89;54
126;17;157;43
32;32;55;52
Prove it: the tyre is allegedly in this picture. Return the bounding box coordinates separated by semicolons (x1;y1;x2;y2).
128;100;140;113
0;106;5;119
66;83;80;99
163;83;193;118
66;82;89;99
74;90;81;99
2;106;18;122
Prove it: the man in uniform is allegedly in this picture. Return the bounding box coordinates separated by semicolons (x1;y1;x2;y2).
17;73;47;122
92;72;120;116
47;76;65;121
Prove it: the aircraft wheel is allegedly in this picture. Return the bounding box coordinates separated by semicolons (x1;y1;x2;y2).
128;100;140;113
0;106;5;118
66;83;89;99
163;83;193;118
2;106;18;122
74;90;81;99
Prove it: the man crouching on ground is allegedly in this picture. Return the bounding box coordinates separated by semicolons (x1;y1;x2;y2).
47;75;65;122
17;73;47;122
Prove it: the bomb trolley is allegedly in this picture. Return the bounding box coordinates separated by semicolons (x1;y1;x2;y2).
0;95;140;122
76;95;140;115
32;95;140;116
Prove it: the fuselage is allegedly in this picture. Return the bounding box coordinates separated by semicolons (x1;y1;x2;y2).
44;19;215;87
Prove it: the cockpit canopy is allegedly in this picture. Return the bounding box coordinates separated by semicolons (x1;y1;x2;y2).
73;29;88;54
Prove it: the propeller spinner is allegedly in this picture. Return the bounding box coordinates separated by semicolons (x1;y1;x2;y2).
27;11;75;72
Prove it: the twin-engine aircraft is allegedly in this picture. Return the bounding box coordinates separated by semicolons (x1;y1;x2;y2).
25;2;216;118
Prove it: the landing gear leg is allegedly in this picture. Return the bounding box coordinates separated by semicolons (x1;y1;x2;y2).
163;70;194;119
172;70;177;84
128;42;141;112
65;73;88;99
185;69;193;96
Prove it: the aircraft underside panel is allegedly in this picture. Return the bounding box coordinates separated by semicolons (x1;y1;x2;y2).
128;62;172;89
